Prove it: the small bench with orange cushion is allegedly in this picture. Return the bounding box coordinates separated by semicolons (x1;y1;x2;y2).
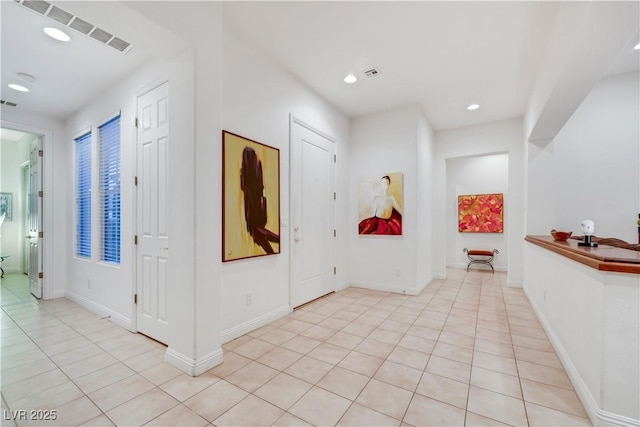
463;248;499;273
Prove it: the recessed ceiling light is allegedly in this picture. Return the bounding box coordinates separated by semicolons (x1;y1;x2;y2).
17;73;36;83
467;104;480;111
634;43;640;50
8;84;29;92
44;27;70;42
344;74;357;84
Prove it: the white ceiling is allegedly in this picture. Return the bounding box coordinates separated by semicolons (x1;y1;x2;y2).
0;0;188;120
2;1;638;131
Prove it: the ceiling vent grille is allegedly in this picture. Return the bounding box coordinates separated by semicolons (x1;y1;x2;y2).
1;100;18;107
364;68;380;78
16;0;133;54
69;16;94;35
47;5;72;25
22;0;49;14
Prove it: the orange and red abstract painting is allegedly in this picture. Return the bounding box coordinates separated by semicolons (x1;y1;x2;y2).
458;193;504;233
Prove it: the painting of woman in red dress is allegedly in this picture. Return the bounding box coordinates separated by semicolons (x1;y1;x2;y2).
358;174;403;235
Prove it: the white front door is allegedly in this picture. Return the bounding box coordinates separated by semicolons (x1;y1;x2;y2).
136;81;169;344
28;140;42;298
290;117;336;308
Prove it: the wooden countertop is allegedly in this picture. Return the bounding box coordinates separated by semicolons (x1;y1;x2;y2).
525;235;640;274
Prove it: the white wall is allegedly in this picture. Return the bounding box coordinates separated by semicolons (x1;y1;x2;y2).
349;105;434;294
553;72;638;242
416;112;435;286
524;242;640;424
220;26;350;341
446;153;509;270
0;135;32;273
64;56;189;328
434;118;525;285
527;72;639;242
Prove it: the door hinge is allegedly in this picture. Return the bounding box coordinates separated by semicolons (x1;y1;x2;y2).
38;272;43;279
334;192;336;200
333;266;336;275
134;117;139;128
134;176;138;186
134;294;138;304
333;229;336;238
134;235;138;245
38;150;43;157
38;231;43;238
38;191;43;198
334;154;336;163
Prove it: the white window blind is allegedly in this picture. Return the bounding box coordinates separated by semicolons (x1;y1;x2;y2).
99;115;121;264
75;132;92;258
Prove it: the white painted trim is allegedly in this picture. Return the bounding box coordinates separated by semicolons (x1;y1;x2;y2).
434;272;447;280
417;275;433;292
221;304;290;344
1;120;54;301
506;280;523;288
52;289;65;299
447;262;507;272
335;280;351;292
523;283;640;427
349;280;422;296
165;347;224;377
64;289;132;330
288;114;338;309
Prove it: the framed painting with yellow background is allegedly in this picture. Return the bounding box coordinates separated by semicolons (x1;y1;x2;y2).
458;193;504;233
222;131;280;262
358;173;403;235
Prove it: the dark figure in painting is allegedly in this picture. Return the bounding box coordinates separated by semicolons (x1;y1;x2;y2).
240;146;279;253
358;175;402;235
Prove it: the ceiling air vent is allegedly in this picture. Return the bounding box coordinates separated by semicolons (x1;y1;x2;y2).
108;37;131;53
15;0;133;54
69;17;94;35
89;27;113;44
364;68;380;78
22;0;50;14
47;5;73;25
1;100;18;107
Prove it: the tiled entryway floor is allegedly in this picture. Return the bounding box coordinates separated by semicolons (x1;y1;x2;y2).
1;270;591;426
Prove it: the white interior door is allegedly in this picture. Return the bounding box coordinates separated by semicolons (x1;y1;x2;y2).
28;140;42;298
136;81;169;344
291;118;336;308
22;164;29;275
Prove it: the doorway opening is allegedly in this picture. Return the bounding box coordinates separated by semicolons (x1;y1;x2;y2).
0;127;44;299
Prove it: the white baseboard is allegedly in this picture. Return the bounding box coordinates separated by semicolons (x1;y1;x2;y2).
166;346;223;377
523;284;640;427
335;280;351;292
447;262;507;272
220;304;291;344
64;290;132;330
52;289;66;299
417;275;433;293
434;272;447;280
507;280;523;288
349;280;421;296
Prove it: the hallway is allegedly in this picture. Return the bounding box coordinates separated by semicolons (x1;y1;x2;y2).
1;271;589;426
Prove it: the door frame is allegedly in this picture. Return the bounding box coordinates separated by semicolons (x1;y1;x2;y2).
131;75;169;336
1;120;52;298
288;114;337;309
21;161;29;275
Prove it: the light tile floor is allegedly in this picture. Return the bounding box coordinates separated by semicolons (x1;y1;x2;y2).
1;270;591;426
